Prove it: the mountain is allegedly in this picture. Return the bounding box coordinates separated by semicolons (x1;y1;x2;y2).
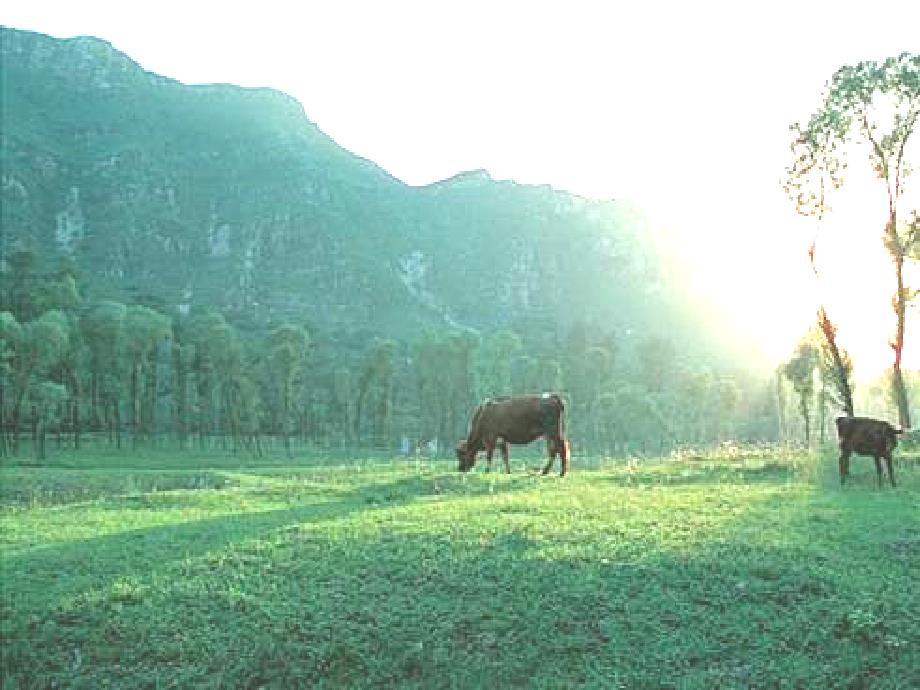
1;27;706;356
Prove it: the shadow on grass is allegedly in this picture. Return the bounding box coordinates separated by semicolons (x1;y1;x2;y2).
3;468;918;689
0;452;570;509
0;468;542;587
0;470;240;507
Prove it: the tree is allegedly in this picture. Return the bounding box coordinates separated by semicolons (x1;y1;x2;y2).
638;335;675;394
354;338;395;447
4;310;70;454
511;354;539;396
446;331;479;442
123;305;171;445
675;367;714;442
782;338;819;444
269;324;309;455
171;318;196;447
332;366;355;443
787;52;920;429
715;377;742;441
30;381;68;460
222;344;261;454
80;301;126;445
56;313;88;450
478;330;521;398
816;308;855;419
3;250;39;322
186;311;237;449
413;331;448;446
0;312;22;455
596;384;665;454
563;320;591;441
584;345;615;447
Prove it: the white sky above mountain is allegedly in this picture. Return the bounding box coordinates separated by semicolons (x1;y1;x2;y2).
3;0;919;376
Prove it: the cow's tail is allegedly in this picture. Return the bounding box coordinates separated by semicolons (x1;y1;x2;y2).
545;393;565;439
557;394;566;438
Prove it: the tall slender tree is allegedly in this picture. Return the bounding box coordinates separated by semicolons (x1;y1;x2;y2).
123;305;172;446
0;312;22;455
81;301;127;440
786;52;920;428
5;310;70;454
478;330;521;398
783;338;819;444
269;324;309;455
816;308;855;419
354;338;395;447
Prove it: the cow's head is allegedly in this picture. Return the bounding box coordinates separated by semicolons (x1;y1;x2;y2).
456;440;476;472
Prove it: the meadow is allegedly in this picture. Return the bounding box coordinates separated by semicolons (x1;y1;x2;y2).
1;447;918;689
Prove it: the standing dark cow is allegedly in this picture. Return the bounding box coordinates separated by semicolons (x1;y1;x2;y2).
835;416;902;488
457;393;570;476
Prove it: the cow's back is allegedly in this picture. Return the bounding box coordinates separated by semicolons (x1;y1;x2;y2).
836;416;898;456
477;394;563;444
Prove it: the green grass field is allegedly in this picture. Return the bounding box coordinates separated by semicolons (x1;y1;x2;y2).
1;449;918;689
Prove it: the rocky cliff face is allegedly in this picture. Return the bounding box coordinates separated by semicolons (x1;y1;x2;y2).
1;27;680;346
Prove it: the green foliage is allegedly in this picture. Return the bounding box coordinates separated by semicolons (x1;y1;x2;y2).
0;29;804;456
0;311;23;368
783;339;818;397
80;300;127;396
787;52;920;216
1;26;712;360
353;338;397;446
786;52;920;429
478;330;522;397
783;337;819;444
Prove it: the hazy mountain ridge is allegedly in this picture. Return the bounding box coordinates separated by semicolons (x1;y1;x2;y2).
2;27;689;350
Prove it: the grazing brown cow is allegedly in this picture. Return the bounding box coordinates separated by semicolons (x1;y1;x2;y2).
835;416;902;488
457;393;570;476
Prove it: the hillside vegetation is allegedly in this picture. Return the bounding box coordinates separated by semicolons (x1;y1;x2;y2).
1;27;796;456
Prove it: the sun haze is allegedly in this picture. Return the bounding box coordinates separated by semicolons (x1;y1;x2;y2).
2;0;919;375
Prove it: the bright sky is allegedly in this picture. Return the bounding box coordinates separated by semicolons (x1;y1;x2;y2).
3;0;919;377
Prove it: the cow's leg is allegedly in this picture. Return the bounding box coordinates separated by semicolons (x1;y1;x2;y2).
873;456;884;488
559;438;570;477
541;439;556;475
498;438;511;474
884;454;896;488
839;450;851;485
485;440;495;472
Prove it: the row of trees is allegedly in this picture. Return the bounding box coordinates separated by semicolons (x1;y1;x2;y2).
1;254;779;459
779;324;919;447
0;253;311;456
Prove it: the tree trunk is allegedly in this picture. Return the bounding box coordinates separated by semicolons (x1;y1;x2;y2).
354;391;366;445
131;360;140;448
73;397;81;450
90;371;100;431
114;398;122;450
282;380;291;458
817;308;854;418
0;383;6;458
775;371;787;442
817;387;826;444
891;250;911;429
31;404;39;459
174;345;187;447
799;393;810;446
